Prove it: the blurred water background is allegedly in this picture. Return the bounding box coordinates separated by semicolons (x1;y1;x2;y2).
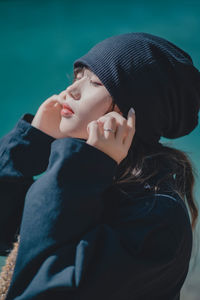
0;0;199;299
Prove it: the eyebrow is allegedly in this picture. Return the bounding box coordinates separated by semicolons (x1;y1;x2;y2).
73;66;97;84
74;66;85;77
72;67;83;83
74;66;93;79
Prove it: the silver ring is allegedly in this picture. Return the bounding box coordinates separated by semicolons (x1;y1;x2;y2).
103;128;115;133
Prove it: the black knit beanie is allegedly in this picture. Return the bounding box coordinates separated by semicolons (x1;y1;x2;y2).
73;32;200;146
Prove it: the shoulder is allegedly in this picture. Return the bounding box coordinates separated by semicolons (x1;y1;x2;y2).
112;190;189;221
109;191;193;256
133;192;192;235
143;192;193;260
151;192;191;231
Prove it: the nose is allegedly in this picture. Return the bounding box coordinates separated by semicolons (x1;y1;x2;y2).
65;84;81;100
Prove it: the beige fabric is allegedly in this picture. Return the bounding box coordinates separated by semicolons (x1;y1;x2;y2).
0;236;20;299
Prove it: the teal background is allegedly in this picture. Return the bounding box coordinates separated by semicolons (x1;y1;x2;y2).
0;0;199;299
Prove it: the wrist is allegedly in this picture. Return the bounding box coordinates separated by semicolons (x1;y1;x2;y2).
11;113;56;176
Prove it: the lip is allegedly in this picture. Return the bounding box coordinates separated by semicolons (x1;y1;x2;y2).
62;103;74;113
61;108;74;117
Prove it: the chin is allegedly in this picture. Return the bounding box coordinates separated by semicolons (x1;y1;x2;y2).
59;123;86;140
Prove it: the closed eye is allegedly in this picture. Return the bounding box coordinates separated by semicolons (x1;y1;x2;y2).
73;77;101;86
90;80;102;86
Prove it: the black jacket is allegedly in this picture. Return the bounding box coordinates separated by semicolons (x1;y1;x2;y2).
0;113;193;300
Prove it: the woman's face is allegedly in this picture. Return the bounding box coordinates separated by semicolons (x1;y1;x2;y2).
58;66;122;140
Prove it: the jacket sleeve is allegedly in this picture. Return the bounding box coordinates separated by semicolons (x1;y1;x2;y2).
0;113;55;255
4;137;191;300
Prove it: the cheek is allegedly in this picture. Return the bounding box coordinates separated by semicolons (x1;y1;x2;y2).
89;104;109;120
59;96;111;137
80;97;110;120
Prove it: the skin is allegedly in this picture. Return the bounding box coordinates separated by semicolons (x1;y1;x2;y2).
58;66;123;140
31;66;135;164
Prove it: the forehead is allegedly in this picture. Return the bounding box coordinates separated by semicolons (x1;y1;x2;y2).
74;66;97;77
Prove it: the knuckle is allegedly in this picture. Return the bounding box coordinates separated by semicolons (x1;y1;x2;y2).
110;117;116;122
109;111;118;118
113;111;119;116
128;123;135;130
121;119;127;125
91;120;98;126
127;125;132;131
98;116;105;121
107;115;114;119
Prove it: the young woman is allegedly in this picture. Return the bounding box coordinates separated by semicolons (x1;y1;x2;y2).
0;32;199;300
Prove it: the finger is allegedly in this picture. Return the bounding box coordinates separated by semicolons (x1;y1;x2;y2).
43;95;63;115
45;95;60;105
55;94;64;105
98;111;124;124
46;94;63;105
103;117;116;139
127;108;135;127
97;120;104;135
54;101;63;110
48;99;62;109
115;119;128;144
87;121;101;142
124;108;136;147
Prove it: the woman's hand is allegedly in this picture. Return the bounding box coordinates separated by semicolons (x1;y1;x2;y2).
86;108;136;165
31;92;65;139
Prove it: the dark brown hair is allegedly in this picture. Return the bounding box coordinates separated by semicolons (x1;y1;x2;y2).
114;137;199;230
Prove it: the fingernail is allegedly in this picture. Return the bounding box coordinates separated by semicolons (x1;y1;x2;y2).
129;107;135;114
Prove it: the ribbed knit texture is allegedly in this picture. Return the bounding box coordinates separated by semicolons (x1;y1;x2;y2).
74;32;200;145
